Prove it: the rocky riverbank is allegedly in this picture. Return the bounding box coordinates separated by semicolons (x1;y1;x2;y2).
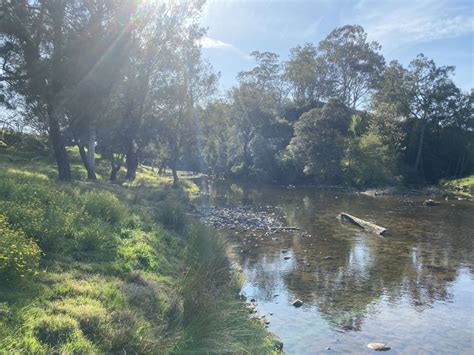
191;205;300;233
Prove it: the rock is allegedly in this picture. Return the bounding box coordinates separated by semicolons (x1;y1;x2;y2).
367;343;390;351
281;250;288;253
324;256;334;260
250;298;256;303
283;256;291;260
292;299;304;307
423;199;440;206
326;347;331;350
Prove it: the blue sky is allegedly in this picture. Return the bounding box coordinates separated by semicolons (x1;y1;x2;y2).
200;0;473;93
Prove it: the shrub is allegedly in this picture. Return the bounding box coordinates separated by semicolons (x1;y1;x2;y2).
83;191;126;225
117;230;158;272
154;191;187;231
73;219;118;261
33;314;79;347
344;133;397;187
0;214;41;282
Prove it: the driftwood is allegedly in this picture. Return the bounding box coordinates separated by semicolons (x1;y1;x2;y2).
338;212;387;236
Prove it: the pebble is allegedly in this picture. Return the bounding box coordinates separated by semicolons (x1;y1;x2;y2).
367;343;390;351
292;299;304;307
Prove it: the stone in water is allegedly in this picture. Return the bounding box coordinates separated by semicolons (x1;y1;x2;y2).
292;299;303;307
367;343;390;351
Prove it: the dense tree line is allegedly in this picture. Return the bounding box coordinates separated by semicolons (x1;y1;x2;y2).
1;2;472;186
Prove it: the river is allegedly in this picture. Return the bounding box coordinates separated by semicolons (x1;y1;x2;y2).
197;181;474;354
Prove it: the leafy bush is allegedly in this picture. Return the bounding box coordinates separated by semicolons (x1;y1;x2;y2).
0;214;41;282
83;191;126;224
117;230;159;272
344;133;397;187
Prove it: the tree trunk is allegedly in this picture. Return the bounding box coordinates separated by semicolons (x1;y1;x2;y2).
172;166;179;186
110;161;121;181
86;127;96;180
49;110;71;181
77;142;96;180
125;141;138;180
414;121;427;173
242;139;251;177
170;156;179;186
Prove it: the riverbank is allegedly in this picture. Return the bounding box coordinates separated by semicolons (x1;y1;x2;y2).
0;147;275;353
196;173;474;202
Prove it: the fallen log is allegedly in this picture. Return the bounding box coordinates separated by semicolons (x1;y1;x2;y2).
338;212;387;236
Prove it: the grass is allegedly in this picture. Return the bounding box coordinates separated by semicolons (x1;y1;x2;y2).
0;139;275;353
440;175;474;199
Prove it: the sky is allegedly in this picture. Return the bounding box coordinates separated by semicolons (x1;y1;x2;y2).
199;0;474;93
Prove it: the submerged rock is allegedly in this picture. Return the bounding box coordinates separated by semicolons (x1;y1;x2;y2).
292;299;304;307
423;199;440;206
367;343;390;351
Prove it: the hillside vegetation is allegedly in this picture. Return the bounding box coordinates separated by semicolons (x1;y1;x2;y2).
0;140;273;353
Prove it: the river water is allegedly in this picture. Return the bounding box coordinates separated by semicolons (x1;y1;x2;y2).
198;182;474;354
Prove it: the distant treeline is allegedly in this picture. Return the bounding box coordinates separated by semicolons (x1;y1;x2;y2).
1;1;472;186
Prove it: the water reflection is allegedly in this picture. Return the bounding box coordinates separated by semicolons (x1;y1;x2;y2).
198;182;474;353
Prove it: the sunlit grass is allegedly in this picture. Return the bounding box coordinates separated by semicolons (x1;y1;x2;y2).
0;146;273;353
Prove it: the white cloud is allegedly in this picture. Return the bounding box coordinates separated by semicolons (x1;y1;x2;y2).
354;0;474;51
199;36;251;60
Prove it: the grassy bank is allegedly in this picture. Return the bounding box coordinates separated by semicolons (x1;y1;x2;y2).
440;175;474;199
0;144;274;353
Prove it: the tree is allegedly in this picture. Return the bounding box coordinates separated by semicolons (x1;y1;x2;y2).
148;8;217;185
319;25;385;109
1;1;74;180
0;0;136;180
66;1;132;180
290;100;352;183
200;101;233;176
370;61;408;153
284;43;332;105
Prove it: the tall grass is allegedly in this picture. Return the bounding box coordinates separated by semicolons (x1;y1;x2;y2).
0;143;272;353
176;224;274;353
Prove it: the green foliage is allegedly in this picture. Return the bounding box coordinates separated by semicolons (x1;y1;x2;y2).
0;214;41;282
117;229;160;272
153;190;188;231
290;100;352;183
345;133;397;187
83;191;126;225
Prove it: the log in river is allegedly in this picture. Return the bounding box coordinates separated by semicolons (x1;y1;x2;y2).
338;212;387;236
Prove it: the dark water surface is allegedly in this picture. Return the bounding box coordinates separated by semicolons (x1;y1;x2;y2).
199;182;474;354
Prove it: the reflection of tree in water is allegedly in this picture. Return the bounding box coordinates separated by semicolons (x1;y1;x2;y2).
227;185;474;332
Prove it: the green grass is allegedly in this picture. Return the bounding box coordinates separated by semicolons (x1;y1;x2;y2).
440;175;474;198
0;141;275;353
